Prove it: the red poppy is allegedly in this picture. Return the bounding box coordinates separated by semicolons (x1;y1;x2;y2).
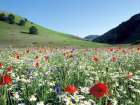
15;53;20;59
109;48;113;52
33;60;40;68
65;85;78;94
122;49;126;53
111;56;117;62
89;83;109;98
35;56;39;60
0;81;4;87
7;66;13;72
26;49;30;53
92;56;99;62
127;72;133;79
3;75;12;85
0;63;3;68
35;62;39;67
0;75;4;87
44;56;49;63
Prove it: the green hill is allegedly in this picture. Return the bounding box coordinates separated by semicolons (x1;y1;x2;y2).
0;12;104;48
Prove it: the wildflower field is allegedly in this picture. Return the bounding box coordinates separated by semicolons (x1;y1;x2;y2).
0;47;140;105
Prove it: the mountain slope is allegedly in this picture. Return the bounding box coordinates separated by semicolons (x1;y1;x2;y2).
84;35;99;41
0;12;104;48
93;13;140;44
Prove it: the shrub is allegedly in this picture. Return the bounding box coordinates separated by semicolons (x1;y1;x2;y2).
18;19;26;26
0;13;6;21
7;14;15;24
24;18;28;22
29;26;38;34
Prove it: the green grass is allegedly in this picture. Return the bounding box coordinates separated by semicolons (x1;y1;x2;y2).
0;12;105;48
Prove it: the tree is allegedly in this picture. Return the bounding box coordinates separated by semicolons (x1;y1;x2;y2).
7;14;15;24
18;19;26;26
0;13;6;21
29;26;38;34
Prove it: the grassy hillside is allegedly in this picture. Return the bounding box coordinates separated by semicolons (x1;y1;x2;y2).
93;13;140;44
0;12;104;48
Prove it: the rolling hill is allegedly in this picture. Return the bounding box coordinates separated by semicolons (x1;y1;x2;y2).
93;13;140;44
0;12;103;48
84;35;99;41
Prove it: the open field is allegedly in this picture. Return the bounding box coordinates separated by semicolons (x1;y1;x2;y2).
0;47;140;105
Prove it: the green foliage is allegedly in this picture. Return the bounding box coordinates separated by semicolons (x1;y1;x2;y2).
0;13;6;21
18;19;26;26
29;26;38;34
7;14;15;24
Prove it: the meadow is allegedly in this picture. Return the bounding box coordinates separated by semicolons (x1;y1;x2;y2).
0;13;103;48
0;47;140;105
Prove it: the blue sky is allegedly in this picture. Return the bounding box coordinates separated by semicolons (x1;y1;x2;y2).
0;0;140;37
